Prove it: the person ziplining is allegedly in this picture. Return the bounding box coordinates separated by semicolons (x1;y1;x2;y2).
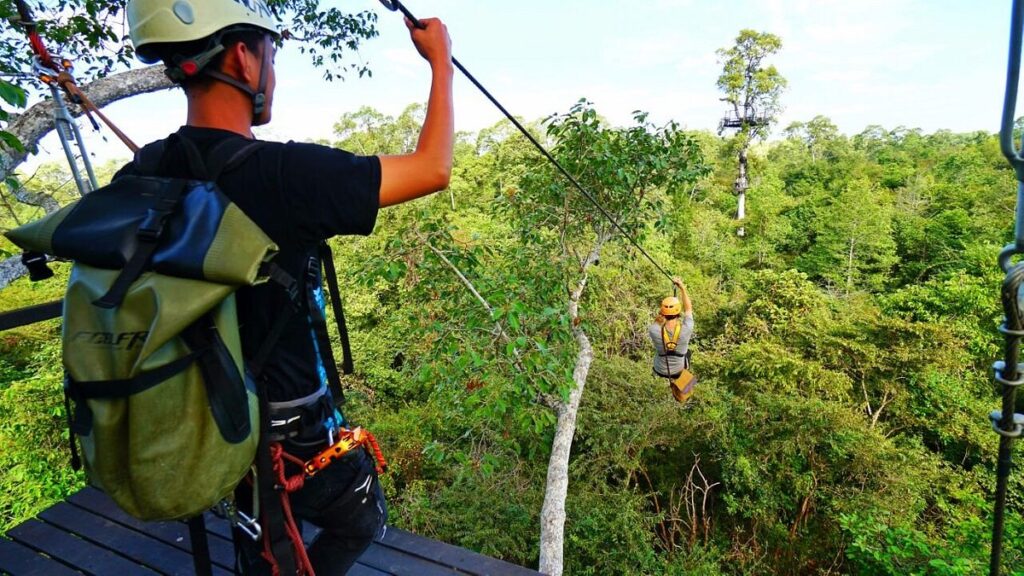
649;277;697;403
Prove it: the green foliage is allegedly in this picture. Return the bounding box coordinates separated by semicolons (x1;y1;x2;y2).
332;104;424;155
840;511;1024;575
0;268;85;532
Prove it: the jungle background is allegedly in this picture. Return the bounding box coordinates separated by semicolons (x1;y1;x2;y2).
1;3;1023;575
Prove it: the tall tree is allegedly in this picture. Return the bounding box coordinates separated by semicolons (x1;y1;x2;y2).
495;101;707;575
716;29;786;236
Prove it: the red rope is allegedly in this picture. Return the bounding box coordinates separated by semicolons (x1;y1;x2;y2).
261;442;315;576
257;430;388;575
362;429;388;474
27;31;54;70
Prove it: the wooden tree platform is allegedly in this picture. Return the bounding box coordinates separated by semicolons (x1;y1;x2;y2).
1;486;541;576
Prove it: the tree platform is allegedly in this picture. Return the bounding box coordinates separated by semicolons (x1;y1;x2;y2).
1;486;541;576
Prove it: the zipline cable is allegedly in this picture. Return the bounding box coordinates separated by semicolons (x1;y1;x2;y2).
992;0;1024;573
377;0;675;284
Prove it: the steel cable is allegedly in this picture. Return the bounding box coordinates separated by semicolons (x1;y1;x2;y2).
378;0;675;283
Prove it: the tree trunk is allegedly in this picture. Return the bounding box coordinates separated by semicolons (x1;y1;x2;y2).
0;65;173;291
846;237;856;293
734;145;749;237
538;242;602;576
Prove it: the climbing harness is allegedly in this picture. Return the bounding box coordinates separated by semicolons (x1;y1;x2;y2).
654;316;695;403
255;425;387;576
378;0;676;288
661;319;683;354
991;1;1024;573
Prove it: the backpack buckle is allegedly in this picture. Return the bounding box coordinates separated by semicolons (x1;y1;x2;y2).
21;251;54;281
137;208;166;241
137;192;182;241
305;256;320;282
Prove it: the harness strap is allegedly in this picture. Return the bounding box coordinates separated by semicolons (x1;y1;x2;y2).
306;252;346;406
248;263;300;380
187;516;214;576
246;262;303;575
265;385;330;442
661;319;682;351
319;242;354;375
255;378;299;576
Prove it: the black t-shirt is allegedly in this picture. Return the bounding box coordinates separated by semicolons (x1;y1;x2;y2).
113;126;380;402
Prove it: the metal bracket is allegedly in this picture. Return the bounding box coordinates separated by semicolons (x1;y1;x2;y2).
213;499;263;542
990;410;1024;439
999;323;1024;338
993;361;1024;387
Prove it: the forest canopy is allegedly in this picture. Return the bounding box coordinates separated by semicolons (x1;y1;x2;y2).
0;3;1020;574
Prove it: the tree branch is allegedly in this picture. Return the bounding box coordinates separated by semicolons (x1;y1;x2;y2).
0;254;27;291
0;66;173;290
426;242;528;375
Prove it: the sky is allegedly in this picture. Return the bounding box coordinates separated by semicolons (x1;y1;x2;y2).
22;0;1021;168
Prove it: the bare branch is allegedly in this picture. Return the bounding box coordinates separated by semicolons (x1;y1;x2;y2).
426;242;529;375
0;255;26;291
0;66;173;290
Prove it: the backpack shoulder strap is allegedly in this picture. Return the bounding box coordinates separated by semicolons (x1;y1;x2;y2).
132;133;266;180
132;139;168;176
204;137;267;180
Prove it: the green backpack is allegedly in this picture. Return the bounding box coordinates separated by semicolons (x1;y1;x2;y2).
4;134;292;521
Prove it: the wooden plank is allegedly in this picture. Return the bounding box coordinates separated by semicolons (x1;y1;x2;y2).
7;519;159;576
348;561;394;576
377;528;541;576
39;501;232;576
0;537;83;576
66;489;235;570
200;511;233;540
356;541;469;576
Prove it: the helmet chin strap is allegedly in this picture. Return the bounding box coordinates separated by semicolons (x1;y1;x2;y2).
202;36;270;123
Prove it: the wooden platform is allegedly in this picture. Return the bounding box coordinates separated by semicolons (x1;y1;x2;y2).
1;487;541;576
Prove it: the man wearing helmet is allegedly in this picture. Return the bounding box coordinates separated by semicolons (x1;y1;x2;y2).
122;0;453;573
650;277;695;401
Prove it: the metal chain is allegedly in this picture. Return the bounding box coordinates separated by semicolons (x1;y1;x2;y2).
992;1;1024;574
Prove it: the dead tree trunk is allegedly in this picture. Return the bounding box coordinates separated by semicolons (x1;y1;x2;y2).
734;144;749;237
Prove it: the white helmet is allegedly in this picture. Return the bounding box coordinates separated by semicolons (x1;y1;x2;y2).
128;0;279;63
